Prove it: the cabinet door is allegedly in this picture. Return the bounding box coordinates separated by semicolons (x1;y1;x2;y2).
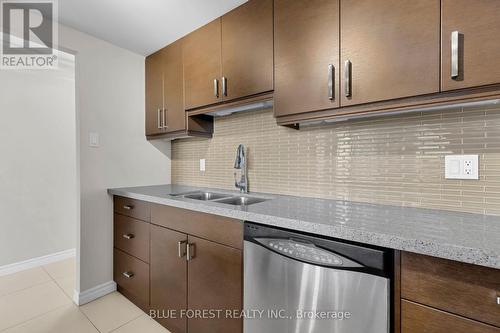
221;0;273;101
163;40;186;133
401;252;500;328
274;0;340;117
183;19;222;110
402;300;500;333
340;0;440;106
150;225;188;333
442;0;500;91
145;51;164;136
187;236;242;333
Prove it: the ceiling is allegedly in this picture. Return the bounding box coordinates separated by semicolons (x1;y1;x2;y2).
56;0;247;55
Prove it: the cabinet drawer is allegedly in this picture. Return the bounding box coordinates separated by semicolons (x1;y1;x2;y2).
401;252;500;327
114;214;150;263
114;196;150;221
402;300;500;333
151;204;243;249
114;249;149;309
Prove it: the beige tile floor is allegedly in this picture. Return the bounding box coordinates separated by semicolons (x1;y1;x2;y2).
0;258;170;333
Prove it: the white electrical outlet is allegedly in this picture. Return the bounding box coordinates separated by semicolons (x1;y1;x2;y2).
199;159;206;172
445;155;479;180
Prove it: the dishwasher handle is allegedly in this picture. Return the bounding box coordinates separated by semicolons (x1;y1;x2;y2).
254;238;363;269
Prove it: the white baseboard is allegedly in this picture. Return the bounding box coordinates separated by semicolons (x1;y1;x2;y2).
74;280;117;306
0;248;76;277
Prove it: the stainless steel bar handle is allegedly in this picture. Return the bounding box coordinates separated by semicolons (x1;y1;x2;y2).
213;79;219;98
186;243;195;261
122;205;133;210
178;240;187;258
451;31;460;79
157;108;162;129
497;296;500;305
344;60;352;97
222;76;227;97
328;64;335;100
122;271;134;278
163;108;168;129
122;234;134;240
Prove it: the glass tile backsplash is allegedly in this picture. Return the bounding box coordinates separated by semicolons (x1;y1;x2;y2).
172;106;500;216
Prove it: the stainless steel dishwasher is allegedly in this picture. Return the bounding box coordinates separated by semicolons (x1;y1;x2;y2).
244;222;392;333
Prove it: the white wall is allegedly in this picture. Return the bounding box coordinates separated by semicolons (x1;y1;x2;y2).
58;25;171;294
0;53;77;266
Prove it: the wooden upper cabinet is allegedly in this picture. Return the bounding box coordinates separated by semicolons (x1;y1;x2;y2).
163;40;186;133
340;0;440;106
145;51;164;136
183;19;222;110
221;0;274;101
274;0;340;117
183;0;273;110
441;0;500;91
145;41;186;136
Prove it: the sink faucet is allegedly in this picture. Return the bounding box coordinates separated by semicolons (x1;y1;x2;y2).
234;144;248;193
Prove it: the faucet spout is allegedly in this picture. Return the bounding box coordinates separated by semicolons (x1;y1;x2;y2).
234;144;248;193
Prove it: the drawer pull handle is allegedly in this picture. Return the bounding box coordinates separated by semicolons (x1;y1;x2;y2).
178;240;187;258
186;243;195;261
122;205;133;210
122;234;134;240
122;271;134;279
497;296;500;305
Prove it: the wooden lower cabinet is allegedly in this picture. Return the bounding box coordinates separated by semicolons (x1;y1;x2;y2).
187;236;243;333
114;248;150;311
147;204;243;333
114;214;150;263
150;228;243;333
114;196;150;222
150;224;188;333
149;228;243;333
399;252;500;333
113;197;243;333
114;198;500;333
402;300;500;333
401;252;500;328
151;203;243;250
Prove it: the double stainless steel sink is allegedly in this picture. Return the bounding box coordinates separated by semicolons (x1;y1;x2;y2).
171;191;269;207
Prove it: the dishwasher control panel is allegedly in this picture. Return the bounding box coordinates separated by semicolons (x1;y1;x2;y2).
256;238;362;268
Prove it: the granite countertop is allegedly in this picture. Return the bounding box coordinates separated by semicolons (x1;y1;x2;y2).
108;184;500;270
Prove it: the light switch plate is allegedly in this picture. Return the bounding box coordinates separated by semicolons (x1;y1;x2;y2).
89;132;99;148
445;155;479;180
199;159;206;172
